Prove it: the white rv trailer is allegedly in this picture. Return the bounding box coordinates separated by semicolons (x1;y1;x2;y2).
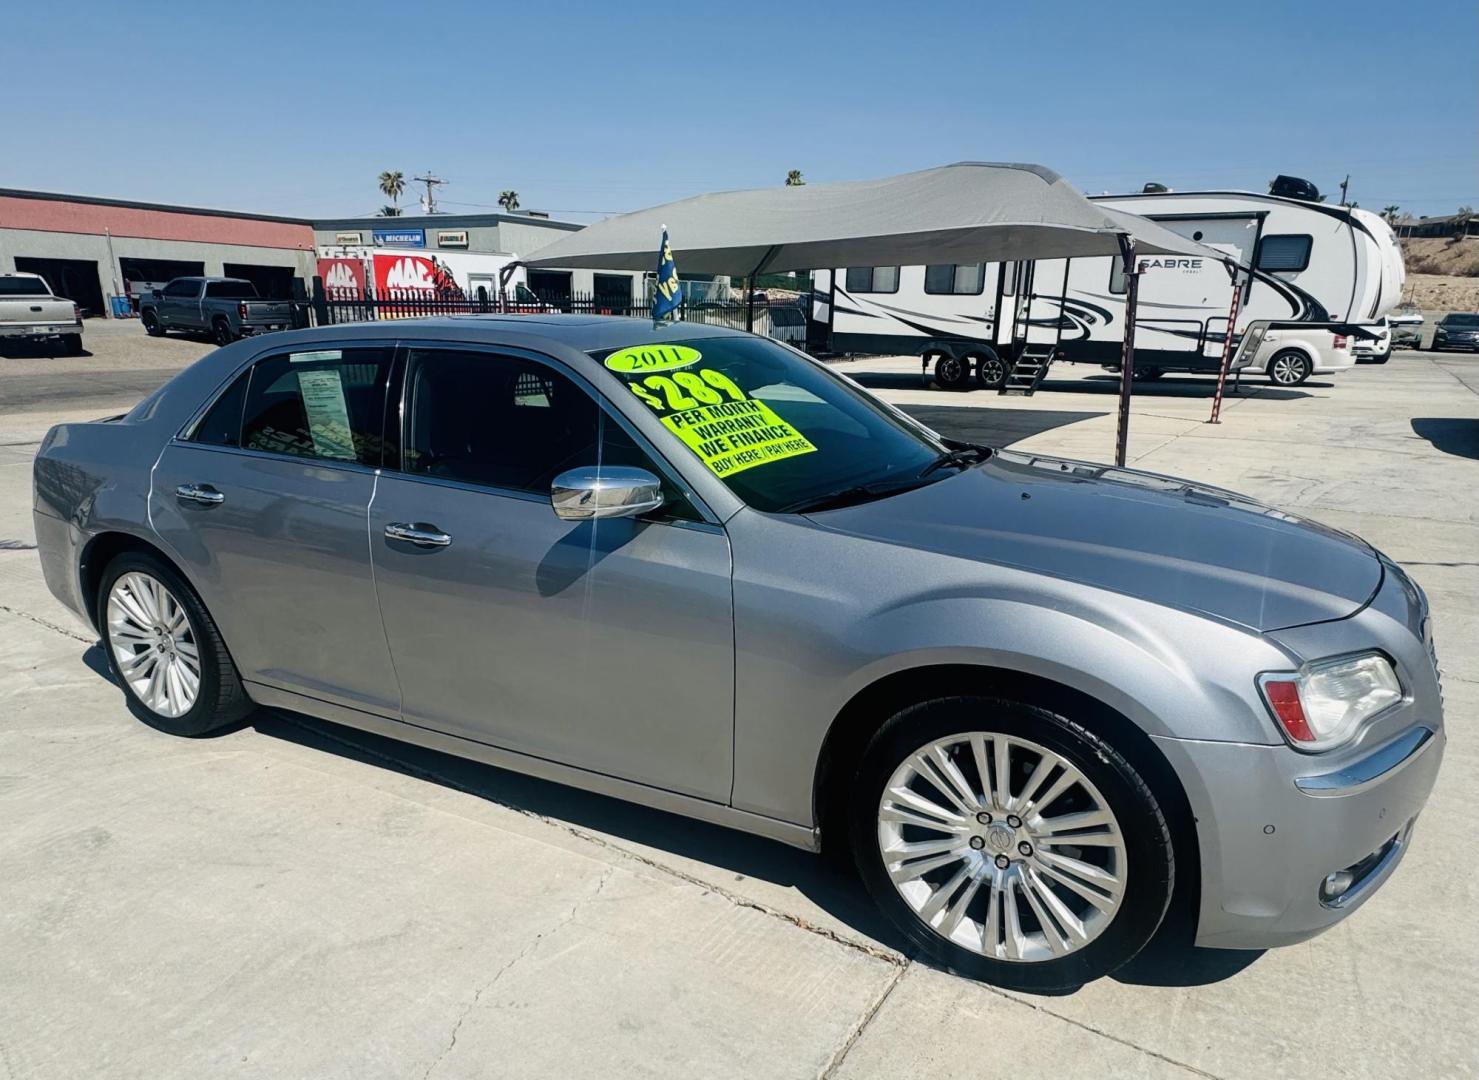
812;176;1400;387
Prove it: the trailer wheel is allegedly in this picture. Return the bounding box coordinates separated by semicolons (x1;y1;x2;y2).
1131;366;1164;382
973;352;1008;390
934;353;972;391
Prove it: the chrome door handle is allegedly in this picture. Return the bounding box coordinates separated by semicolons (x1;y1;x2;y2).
176;483;225;506
384;522;453;548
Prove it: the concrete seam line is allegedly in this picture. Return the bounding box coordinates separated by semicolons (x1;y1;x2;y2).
815;960;910;1080
419;867;616;1080
980;984;1226;1080
0;603;94;644
276;713;907;967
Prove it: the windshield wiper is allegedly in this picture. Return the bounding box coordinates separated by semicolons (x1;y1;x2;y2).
918;443;992;479
778;480;927;515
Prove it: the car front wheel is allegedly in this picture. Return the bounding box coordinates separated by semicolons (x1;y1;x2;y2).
99;552;254;736
850;696;1174;991
142;311;164;337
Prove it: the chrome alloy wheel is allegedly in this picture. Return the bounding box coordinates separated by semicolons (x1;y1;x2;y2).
106;572;201;718
1270;353;1308;385
876;733;1127;963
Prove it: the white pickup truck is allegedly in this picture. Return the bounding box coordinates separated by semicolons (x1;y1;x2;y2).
0;273;84;354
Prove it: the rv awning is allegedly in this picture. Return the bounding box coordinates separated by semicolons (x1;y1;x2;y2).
521;162;1222;275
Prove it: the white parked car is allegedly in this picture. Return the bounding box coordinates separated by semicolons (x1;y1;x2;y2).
0;273;83;354
1252;326;1355;386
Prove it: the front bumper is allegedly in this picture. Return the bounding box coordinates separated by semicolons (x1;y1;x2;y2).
1156;721;1444;949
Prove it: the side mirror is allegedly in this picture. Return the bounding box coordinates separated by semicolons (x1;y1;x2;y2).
152;289;163;299
551;467;664;521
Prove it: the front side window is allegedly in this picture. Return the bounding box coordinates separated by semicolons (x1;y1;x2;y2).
1255;234;1313;272
592;335;948;513
402;349;691;514
238;346;393;465
844;266;900;294
924;263;985;295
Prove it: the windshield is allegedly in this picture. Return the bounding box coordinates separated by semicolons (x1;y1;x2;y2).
591;335;950;513
1442;313;1479;327
0;276;48;296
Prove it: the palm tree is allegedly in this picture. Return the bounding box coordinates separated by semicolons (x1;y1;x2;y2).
498;190;520;212
785;170;805;187
378;171;405;210
377;205;402;217
1381;204;1400;224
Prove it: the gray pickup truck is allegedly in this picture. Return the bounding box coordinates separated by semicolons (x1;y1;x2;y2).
139;277;292;346
0;273;84;354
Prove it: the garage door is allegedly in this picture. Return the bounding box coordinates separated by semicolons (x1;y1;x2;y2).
13;257;104;317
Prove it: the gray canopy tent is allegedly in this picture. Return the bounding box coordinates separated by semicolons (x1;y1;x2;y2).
514;162;1231;466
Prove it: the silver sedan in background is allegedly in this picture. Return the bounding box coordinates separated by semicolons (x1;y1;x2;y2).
32;317;1444;990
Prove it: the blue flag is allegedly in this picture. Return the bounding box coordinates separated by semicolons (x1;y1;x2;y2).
652;226;684;322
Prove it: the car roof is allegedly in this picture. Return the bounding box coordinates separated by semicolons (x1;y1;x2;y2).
261;314;759;354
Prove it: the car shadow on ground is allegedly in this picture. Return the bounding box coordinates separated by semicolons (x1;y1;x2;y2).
0;341;94;359
80;645;1268;992
1410;417;1479;459
1073;374;1324;401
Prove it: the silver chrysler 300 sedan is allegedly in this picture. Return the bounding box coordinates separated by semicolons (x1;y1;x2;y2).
32;316;1444;990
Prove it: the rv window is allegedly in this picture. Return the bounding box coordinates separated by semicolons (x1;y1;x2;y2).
924;264;985;295
1255;234;1313;272
844;266;900;294
1108;260;1126;295
1002;264;1018;297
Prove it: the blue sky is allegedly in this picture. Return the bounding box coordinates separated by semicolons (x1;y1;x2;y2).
5;0;1474;221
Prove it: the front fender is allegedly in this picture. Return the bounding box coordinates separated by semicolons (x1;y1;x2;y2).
728;511;1290;826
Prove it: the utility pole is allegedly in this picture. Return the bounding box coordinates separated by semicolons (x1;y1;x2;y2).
1338;174;1350;206
413;171;447;215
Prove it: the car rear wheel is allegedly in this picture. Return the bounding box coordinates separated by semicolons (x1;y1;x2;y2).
934;353;972;391
61;334;84;356
212;318;237;347
850;696;1174;991
1267;350;1312;386
99;552;253;737
142;311;164;337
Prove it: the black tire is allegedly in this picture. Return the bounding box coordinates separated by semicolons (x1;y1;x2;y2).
934;352;972;391
1372;349;1391;365
849;696;1174;991
97;551;254;737
142;310;164;337
212;318;237;347
61;333;84;356
1266;349;1312;386
1131;366;1164;382
973;352;1008;390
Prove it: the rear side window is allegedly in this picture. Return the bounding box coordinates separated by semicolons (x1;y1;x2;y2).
189;370;250;447
164;280;197;297
1255;234;1313;272
239;347;394;466
205;281;258;299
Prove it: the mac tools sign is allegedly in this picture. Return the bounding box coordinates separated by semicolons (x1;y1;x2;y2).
316;257;366;299
373;253;437;296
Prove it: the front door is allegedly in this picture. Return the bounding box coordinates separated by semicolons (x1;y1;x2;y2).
149;342;402;715
368;345;735;802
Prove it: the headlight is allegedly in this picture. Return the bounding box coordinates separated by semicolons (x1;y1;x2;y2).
1258;652;1403;752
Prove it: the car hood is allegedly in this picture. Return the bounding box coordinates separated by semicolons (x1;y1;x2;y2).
808;450;1382;632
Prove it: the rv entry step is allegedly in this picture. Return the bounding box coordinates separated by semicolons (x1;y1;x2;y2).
1001;346;1056;396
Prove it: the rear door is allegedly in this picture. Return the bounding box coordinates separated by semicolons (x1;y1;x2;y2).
150;341;402;715
368;343;736;801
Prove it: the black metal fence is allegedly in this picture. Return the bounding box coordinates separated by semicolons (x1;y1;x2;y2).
308;285;805;334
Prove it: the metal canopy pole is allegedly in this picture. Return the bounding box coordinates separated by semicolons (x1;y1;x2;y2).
1207;261;1243;424
1113;235;1141;468
743;245;781;334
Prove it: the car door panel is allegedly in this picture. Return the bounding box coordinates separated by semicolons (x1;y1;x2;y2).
367;345;735;802
151;446;400;714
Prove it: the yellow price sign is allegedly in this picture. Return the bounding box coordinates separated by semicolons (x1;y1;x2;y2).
660;398;816;478
604;344;703;374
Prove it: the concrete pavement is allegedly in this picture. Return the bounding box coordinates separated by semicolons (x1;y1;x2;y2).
2;327;1477;1078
